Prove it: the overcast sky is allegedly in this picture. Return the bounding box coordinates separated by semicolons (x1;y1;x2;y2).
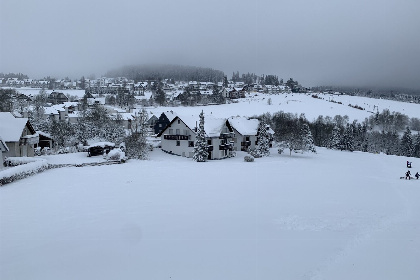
1;0;419;89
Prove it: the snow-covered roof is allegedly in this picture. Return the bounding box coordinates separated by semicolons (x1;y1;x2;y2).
0;112;31;142
62;102;78;107
44;107;59;115
88;142;115;148
175;114;227;138
36;131;52;139
113;113;134;121
227;117;259;136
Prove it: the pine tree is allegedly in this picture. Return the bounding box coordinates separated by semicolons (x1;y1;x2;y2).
413;133;420;158
300;123;316;153
212;85;225;104
342;124;355;151
193;111;208;162
400;126;414;157
255;118;270;157
328;125;342;150
155;86;166;106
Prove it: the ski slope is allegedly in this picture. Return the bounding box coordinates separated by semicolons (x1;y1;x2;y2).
1;148;419;280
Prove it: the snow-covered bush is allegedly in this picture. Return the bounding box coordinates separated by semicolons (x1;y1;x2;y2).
3;157;39;167
34;147;42;156
41;147;52;155
106;148;126;162
248;148;261;158
0;158;48;186
244;155;254;162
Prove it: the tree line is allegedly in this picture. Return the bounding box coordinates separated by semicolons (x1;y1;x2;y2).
257;109;420;158
105;64;225;83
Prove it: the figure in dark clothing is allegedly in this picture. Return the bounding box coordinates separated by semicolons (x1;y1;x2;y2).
407;161;412;168
406;170;411;180
415;172;420;180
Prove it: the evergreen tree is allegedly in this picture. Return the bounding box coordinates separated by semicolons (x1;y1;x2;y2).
211;85;225;104
155;86;166;106
413;133;420;158
125;109;149;159
342;123;355;151
0;88;15;112
384;131;400;155
193;111;208;162
223;76;228;88
255;118;271;157
328;125;342;150
400;126;414;157
300;123;316;153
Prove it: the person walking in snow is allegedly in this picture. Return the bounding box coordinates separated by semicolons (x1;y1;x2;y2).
407;161;412;168
406;170;411;180
415;172;420;180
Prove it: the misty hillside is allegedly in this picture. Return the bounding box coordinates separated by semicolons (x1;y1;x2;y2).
105;64;225;83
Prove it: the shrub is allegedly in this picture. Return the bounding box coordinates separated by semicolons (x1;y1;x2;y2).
244;155;254;162
106;148;126;162
1;158;48;186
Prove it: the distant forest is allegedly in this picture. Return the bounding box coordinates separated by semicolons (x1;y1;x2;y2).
0;73;29;79
105;64;225;83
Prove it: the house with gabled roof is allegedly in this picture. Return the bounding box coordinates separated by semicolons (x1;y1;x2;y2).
48;91;69;104
227;117;274;151
153;111;178;135
0;112;39;157
157;114;235;160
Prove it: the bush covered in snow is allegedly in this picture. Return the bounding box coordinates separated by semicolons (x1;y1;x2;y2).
106;148;126;162
244;155;254;162
3;157;39;167
0;158;48;186
248;149;261;158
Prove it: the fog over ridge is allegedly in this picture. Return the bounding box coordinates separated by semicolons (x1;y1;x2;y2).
1;0;419;89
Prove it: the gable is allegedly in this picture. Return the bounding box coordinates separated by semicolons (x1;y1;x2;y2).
0;112;35;142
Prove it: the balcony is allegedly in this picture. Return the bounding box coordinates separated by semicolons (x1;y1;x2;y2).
241;141;251;147
163;135;189;140
219;144;233;151
219;132;234;139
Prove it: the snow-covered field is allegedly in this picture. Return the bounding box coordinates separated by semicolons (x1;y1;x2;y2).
1;92;420;279
152;92;420;122
17;88;420;121
1;148;420;280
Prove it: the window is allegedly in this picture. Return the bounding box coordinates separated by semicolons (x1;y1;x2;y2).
176;129;180;135
189;141;194;147
169;129;173;134
207;139;212;145
176;141;180;146
177;119;180;124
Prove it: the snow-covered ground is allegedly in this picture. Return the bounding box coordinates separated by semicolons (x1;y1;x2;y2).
147;92;420;122
1;148;420;280
17;88;420;121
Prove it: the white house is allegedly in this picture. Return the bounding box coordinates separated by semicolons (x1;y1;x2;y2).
0;112;39;157
157;114;235;160
227;117;275;151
